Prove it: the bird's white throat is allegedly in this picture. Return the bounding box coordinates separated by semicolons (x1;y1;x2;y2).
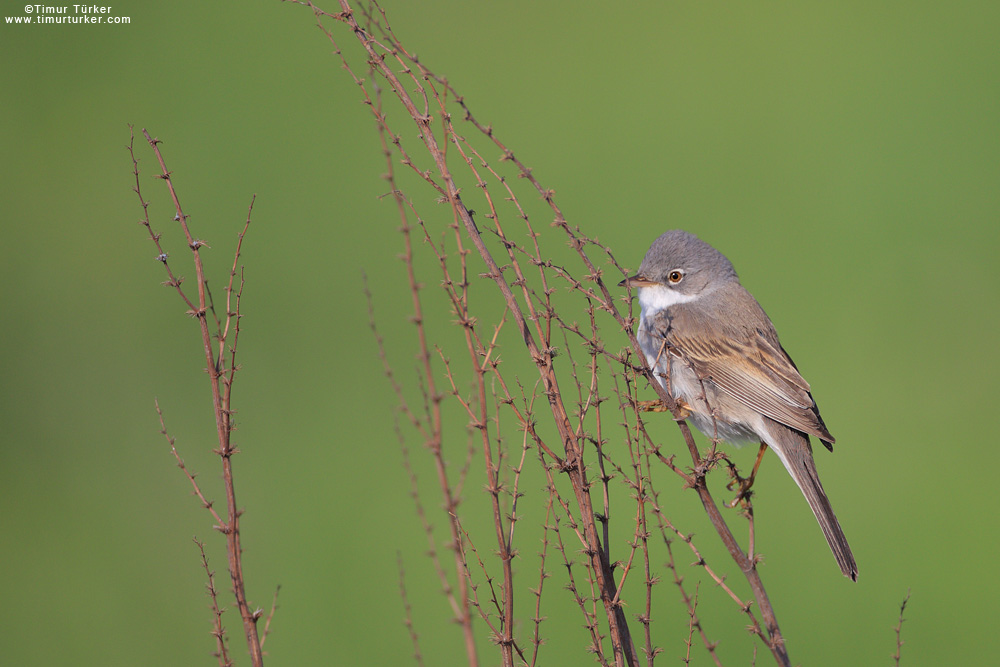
638;284;697;314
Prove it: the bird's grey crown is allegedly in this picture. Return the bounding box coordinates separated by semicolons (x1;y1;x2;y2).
638;230;739;288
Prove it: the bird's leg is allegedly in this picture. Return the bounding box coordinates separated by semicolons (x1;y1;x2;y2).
726;442;768;508
747;441;767;485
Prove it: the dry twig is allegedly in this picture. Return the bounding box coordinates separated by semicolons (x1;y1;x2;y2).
290;2;805;665
893;590;912;666
130;127;265;666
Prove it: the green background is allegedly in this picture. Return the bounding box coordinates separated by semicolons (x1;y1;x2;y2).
2;1;997;665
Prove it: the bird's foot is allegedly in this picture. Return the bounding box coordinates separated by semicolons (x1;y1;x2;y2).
725;475;755;508
633;398;692;420
724;442;767;508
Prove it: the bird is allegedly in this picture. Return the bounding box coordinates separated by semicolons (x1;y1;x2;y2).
619;229;857;580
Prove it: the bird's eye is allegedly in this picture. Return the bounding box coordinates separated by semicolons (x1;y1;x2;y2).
668;270;683;284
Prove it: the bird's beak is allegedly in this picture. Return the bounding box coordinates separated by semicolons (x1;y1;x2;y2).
618;274;656;289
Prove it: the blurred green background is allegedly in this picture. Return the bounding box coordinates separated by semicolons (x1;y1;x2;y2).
2;1;998;665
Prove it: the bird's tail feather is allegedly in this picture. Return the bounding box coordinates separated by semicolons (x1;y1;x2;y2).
765;423;858;581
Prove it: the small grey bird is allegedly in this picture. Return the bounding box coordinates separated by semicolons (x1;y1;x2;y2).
620;230;857;580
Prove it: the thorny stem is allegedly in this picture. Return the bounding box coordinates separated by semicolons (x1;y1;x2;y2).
324;9;638;663
371;73;479;663
132;127;263;667
893;590;911;666
300;2;797;665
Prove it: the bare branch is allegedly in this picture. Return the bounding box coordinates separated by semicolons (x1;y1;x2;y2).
893;590;912;666
131;128;264;666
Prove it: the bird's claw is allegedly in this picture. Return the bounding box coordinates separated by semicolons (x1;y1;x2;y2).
632;398;692;420
725;475;755;508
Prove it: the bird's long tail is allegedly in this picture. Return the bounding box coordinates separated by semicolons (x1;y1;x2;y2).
764;421;858;581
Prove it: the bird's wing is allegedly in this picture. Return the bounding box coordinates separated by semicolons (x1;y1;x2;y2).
649;306;835;444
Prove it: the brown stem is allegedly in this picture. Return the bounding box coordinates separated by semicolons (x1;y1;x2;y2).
138;130;263;667
322;5;638;664
369;76;479;663
300;2;794;663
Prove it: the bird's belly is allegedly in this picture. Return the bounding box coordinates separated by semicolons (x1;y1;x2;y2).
666;357;760;447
